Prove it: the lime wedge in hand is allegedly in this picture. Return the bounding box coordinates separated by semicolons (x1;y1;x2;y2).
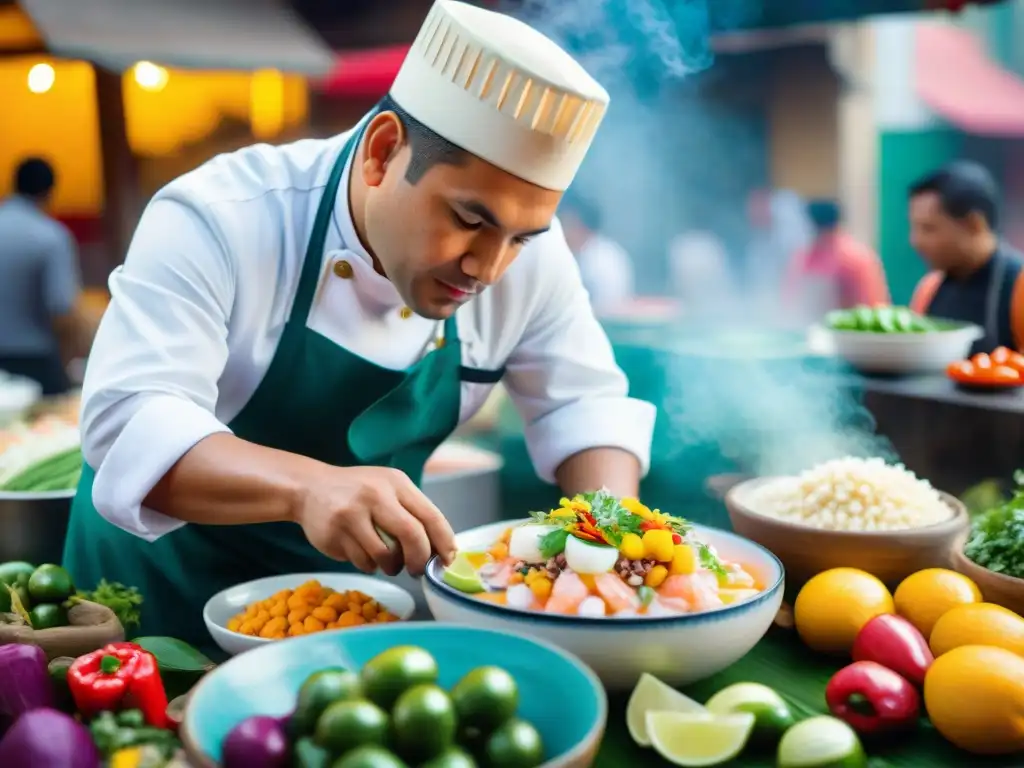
646;711;755;767
777;716;867;768
705;682;795;744
627;673;706;747
442;553;485;594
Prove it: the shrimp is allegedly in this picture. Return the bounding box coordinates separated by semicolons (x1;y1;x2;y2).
545;571;590;614
480;561;515;589
595;573;641;614
659;572;724;611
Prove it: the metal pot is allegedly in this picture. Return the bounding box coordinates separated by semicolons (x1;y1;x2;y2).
386;441;504;615
0;490;74;565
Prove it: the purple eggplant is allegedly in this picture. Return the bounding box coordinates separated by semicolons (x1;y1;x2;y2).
223;715;289;768
0;644;53;723
0;707;100;767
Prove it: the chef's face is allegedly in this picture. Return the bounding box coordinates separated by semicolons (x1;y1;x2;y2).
358;112;561;319
909;190;983;271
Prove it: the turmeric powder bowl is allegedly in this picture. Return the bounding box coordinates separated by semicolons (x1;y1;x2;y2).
203;574;416;656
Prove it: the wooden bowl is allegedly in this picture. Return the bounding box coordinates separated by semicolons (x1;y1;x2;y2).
725;477;969;590
950;533;1024;616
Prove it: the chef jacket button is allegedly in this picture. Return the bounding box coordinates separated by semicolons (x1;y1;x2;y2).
399;307;413;319
333;260;353;279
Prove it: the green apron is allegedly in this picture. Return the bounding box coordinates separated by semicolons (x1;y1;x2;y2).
63;129;502;655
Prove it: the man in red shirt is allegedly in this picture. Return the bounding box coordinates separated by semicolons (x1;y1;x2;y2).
783;200;890;325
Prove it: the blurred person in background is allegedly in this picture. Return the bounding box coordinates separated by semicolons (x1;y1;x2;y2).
62;0;655;649
560;196;635;314
668;230;735;320
908;162;1024;354
744;188;814;318
783;199;890;325
0;157;82;395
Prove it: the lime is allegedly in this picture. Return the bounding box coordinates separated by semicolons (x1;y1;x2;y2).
27;564;75;603
292;736;331;768
29;602;68;630
0;561;35;586
292;668;363;736
361;646;439;710
777;716;867;768
483;718;544;768
442;553;484;594
314;700;388;755
421;746;477;768
705;682;795;744
332;745;407;768
392;684;457;761
450;666;518;733
626;672;706;747
646;711;755;767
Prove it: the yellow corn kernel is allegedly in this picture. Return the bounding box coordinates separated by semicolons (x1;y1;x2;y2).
619;533;645;561
669;544;697;575
642;529;675;562
645;565;669;588
528;576;552;601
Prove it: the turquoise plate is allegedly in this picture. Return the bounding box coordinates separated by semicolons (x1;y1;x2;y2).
183;621;607;767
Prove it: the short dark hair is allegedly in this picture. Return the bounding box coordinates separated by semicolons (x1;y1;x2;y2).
909;161;999;229
375;94;469;184
807;199;841;230
560;195;602;231
15;157;55;198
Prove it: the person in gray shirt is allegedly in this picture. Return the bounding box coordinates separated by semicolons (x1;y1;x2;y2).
0;158;82;395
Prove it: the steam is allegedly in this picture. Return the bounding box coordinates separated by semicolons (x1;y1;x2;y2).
505;0;897;479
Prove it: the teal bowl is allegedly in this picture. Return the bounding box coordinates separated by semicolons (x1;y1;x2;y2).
183;622;607;768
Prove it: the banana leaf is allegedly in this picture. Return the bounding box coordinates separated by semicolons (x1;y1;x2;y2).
594;626;1016;767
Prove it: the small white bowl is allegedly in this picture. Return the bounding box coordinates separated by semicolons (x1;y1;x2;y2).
423;520;785;691
203;573;416;656
812;322;983;374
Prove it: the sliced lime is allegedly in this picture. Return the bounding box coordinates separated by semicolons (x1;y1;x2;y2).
705;682;795;743
646;711;755;767
627;673;706;747
442;553;485;594
777;716;867;768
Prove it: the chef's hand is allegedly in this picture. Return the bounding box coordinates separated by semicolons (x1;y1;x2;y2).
295;466;457;577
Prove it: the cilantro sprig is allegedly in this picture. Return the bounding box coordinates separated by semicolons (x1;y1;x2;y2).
964;470;1024;579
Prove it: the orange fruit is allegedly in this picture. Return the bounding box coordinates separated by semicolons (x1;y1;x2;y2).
893;568;982;639
794;568;894;654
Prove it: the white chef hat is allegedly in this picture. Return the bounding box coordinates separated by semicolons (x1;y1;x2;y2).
389;0;609;192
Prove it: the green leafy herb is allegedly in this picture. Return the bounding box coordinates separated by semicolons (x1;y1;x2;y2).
964;474;1024;579
538;528;570;559
697;542;727;577
74;579;143;633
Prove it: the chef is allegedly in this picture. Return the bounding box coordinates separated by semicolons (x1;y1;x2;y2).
908;162;1024;354
62;0;656;647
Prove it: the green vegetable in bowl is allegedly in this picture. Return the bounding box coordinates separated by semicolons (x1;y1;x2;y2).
825;305;937;334
964;471;1024;580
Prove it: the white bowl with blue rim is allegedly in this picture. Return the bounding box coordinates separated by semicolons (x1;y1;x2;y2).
203;573;416;656
182;622;607;768
423;519;785;691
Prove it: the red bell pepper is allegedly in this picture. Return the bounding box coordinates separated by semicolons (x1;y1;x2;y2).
851;614;934;686
67;642;169;728
825;661;920;734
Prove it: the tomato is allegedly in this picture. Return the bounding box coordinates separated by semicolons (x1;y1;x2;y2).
991;347;1012;365
946;361;975;381
1007;352;1024;373
972;353;993;369
990;365;1021;383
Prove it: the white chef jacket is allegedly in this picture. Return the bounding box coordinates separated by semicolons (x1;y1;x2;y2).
82;129;657;541
576;234;635;313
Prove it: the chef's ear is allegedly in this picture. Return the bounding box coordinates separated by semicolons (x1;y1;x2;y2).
361;111;407;187
963;210;989;235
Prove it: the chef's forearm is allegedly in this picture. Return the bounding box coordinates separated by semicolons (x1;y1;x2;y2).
143;433;316;525
554;447;641;498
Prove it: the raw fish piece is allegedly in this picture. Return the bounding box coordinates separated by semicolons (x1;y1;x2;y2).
648;597;688;616
659;572;724;611
506;584;537;611
480;561;514;589
545;571;589;614
595;573;641;613
576;596;607;618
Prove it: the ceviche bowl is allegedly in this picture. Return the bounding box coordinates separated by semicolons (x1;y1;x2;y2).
423;504;784;691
